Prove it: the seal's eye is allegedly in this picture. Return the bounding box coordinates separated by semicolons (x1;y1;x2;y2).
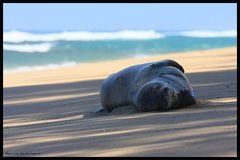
162;87;169;95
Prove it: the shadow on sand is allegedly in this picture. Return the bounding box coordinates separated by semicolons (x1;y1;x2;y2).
3;69;237;156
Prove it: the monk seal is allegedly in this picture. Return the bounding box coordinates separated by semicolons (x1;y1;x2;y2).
100;59;196;112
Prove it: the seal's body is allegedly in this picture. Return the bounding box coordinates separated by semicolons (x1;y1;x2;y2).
100;60;196;112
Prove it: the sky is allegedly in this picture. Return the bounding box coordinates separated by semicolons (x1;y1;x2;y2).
3;3;237;32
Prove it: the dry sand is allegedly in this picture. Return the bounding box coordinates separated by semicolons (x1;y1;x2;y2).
3;47;237;157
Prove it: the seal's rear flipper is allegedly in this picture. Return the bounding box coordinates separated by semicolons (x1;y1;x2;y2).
151;59;185;73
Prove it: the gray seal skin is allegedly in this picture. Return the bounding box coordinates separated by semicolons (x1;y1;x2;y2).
100;59;196;112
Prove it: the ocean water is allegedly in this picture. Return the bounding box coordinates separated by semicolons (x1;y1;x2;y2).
3;30;237;73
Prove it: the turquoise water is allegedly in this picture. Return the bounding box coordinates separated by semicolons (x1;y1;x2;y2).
3;30;237;72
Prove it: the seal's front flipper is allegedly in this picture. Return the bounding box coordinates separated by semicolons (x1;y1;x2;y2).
95;108;106;113
178;90;197;107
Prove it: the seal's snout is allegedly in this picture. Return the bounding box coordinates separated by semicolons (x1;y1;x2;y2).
136;82;176;112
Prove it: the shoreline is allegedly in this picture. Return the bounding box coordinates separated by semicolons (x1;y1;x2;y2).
4;46;236;73
3;47;237;88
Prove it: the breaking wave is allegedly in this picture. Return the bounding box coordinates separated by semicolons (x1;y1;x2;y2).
179;30;237;38
3;43;54;53
4;62;77;73
3;30;165;43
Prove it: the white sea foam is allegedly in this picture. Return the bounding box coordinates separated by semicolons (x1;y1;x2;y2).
132;54;149;59
3;43;54;53
179;30;237;38
3;30;165;43
4;62;77;73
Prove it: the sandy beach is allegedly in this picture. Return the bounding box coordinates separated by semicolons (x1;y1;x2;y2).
3;47;237;157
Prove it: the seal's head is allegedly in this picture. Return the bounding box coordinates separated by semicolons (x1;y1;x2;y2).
135;80;177;112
